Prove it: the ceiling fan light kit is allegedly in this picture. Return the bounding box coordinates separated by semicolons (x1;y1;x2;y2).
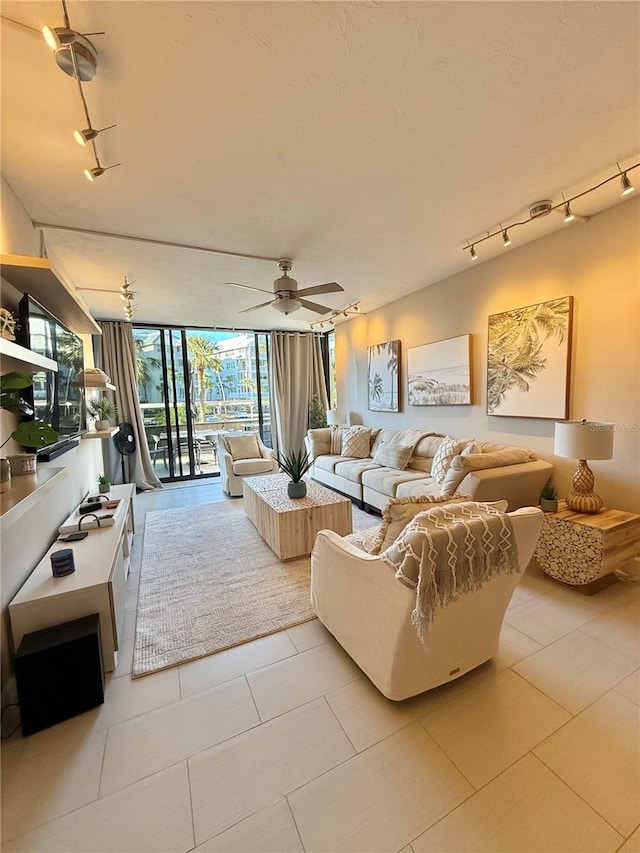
463;160;638;261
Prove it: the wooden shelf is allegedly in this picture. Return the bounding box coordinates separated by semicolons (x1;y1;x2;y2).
0;254;101;336
82;428;118;440
0;337;58;374
0;467;68;533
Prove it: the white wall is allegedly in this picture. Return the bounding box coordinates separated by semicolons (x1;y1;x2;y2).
1;174;103;689
336;197;640;514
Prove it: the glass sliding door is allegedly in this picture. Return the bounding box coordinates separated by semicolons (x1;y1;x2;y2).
134;326;273;482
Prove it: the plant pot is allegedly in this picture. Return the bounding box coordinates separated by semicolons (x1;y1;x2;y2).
540;498;558;512
0;459;11;494
7;454;37;476
287;480;307;499
99;483;110;494
95;420;110;432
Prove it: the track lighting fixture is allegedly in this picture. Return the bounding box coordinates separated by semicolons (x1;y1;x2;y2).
44;1;119;180
620;173;634;196
74;124;116;146
84;163;121;181
463;160;638;261
309;301;363;329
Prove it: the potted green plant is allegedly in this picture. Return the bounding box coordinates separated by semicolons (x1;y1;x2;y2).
1;372;59;475
540;479;559;512
87;396;117;432
277;448;313;498
97;473;111;494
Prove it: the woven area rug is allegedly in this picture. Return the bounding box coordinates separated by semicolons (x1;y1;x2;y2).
132;498;378;677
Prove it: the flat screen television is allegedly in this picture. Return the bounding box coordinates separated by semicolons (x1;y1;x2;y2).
17;294;87;455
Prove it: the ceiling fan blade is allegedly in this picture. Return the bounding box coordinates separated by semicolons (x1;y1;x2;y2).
239;299;275;314
295;282;343;298
226;282;274;295
298;298;332;315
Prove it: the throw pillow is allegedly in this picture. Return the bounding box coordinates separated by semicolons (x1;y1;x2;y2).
371;440;413;471
226;433;261;461
440;441;479;496
431;436;469;484
368;493;471;555
341;426;371;458
330;426;345;455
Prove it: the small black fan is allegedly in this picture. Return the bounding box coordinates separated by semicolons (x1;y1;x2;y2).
113;423;136;483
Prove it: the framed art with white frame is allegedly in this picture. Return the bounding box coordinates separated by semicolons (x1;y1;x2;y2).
408;334;472;406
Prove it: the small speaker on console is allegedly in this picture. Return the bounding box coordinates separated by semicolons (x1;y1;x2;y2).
50;548;75;577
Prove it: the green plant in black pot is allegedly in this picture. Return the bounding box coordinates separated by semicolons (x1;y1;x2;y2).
0;372;59;455
277;448;313;498
540;479;559;512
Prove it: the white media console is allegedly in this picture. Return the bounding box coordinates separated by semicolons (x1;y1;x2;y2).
9;484;136;673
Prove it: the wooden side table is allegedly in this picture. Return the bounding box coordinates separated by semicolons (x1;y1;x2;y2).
534;500;640;593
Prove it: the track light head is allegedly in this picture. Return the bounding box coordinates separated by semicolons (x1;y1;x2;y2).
563;202;575;223
43;26;77;50
84;163;121;182
502;229;511;247
469;245;478;261
74;124;116;146
621;172;635;196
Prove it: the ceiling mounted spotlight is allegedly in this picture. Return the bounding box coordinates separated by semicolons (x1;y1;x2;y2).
563;202;575;223
84;163;121;181
502;229;511;247
620;172;634;196
45;28;98;81
470;245;478;261
74;124;116;146
42;25;77;49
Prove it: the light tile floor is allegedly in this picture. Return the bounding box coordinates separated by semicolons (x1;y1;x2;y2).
2;479;639;852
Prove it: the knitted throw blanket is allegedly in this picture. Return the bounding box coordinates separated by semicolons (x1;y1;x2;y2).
381;502;519;644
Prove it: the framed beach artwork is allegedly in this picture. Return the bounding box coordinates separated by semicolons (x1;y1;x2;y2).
487;295;573;419
408;334;472;406
368;340;400;412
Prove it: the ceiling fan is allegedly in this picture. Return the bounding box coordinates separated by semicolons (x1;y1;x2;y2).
226;259;344;316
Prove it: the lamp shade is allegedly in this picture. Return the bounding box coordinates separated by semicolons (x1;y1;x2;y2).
326;410;344;426
554;420;614;461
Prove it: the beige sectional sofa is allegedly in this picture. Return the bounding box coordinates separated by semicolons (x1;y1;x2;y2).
305;426;552;511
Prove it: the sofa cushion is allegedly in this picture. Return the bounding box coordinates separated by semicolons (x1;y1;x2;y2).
226;433;261;461
343;526;382;553
408;435;443;473
431;435;469;483
440;441;480;496
232;457;274;475
314;454;350;474
334;458;380;483
341;426;372;458
307;428;332;458
396;479;441;500
370;428;398;457
372;441;413;470
368;493;473;555
361;467;432;497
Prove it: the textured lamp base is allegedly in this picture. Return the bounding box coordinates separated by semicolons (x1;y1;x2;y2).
566;459;603;514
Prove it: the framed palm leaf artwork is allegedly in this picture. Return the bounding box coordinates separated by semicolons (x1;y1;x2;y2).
368;340;400;412
487;296;573;418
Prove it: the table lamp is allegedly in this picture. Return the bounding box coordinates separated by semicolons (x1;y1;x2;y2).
326;410;344;427
554;419;614;513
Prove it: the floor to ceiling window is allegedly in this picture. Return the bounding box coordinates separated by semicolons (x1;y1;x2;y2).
133;327;272;481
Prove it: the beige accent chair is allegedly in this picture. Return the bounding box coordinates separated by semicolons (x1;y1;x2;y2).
216;431;278;496
311;506;543;700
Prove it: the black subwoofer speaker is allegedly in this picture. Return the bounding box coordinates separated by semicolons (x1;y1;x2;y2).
14;613;105;736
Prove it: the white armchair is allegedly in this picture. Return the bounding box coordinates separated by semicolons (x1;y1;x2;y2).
217;431;278;496
311;506;543;700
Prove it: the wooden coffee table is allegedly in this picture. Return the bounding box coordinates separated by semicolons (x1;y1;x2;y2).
243;474;352;560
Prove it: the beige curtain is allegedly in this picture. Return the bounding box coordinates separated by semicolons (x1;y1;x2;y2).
269;332;329;457
100;322;162;491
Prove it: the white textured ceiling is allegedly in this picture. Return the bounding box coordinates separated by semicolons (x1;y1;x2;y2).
1;1;639;331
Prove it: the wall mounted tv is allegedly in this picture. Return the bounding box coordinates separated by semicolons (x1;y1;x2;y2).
17;294;87;457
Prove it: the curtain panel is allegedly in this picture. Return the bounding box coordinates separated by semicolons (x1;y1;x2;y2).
269;332;329;457
99;322;162;491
